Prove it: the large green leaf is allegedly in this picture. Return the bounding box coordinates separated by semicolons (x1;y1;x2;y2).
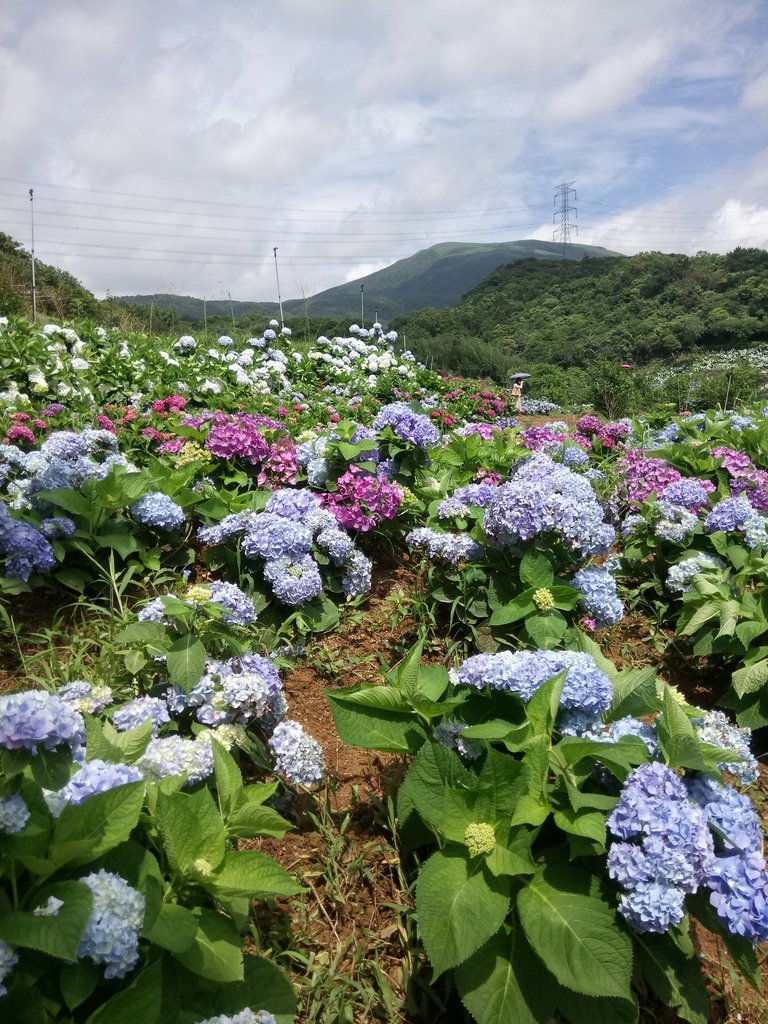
174;908;244;982
517;865;632;999
519;551;555;588
731;657;768;698
416;848;510;976
155;788;227;877
142;902;197;953
557;991;638;1024
166;634;207;692
636;933;708;1024
209;850;303;900
326;688;427;752
456;921;559;1024
50;782;145;867
0;880;92;959
85;961;162;1024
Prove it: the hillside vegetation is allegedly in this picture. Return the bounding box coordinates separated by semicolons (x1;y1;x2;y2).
114;240;620;322
394;247;768;380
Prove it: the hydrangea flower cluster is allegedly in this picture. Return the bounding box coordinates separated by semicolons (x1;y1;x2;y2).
0;690;85;753
194;1011;278;1024
372;402;440;449
0;793;30;833
0;500;56;580
406;527;484;564
437;482;499;519
198;488;370;606
77;869;145;978
136;735;215;784
129;491;185;531
616;450;682;506
112;696;171;734
666;552;724;593
166;652;286;732
482;454;615;555
572;566;624;626
322;466;402;532
687;775;768;942
139;580;258;628
57;759;143;809
659;478;715;511
452;648;613;716
692;711;758;785
268;719;325;786
57;680;114;714
607;763;715;933
0;940;18;997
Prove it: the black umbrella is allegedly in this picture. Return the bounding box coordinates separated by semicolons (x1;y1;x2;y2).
510;372;531;380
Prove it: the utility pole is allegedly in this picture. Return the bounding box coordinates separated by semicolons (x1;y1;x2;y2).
553;181;577;257
29;188;37;320
273;246;284;328
360;284;365;327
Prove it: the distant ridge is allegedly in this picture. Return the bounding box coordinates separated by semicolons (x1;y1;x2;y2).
115;239;622;322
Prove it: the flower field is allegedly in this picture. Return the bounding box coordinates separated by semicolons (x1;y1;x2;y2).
2;313;768;1023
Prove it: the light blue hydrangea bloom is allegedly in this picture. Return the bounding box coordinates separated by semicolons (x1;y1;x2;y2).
268;719;324;786
77;870;145;978
0;793;30;833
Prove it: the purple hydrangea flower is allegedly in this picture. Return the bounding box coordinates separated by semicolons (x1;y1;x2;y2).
373;402;439;449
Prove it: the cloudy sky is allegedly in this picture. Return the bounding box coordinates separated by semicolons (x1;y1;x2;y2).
2;0;768;303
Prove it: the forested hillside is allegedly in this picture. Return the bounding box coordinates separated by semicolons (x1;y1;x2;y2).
396;247;768;379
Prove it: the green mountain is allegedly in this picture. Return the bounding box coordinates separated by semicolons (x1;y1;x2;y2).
394;247;768;381
115;239;621;323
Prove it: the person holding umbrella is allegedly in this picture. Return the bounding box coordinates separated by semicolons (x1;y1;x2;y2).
510;372;530;413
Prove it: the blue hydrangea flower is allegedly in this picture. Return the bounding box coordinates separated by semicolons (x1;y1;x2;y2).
0;691;85;753
58;680;114;714
666;552;724;594
194;1010;278;1024
136;735;214;784
705;496;754;534
572;566;624;626
57;759;143;809
77;870;145;979
39;516;77;539
265;488;321;521
112;696;170;734
692;711;757;785
563;446;590;468
263;554;323;605
438;483;499;518
452;649;613;716
241;514;314;561
0;502;56;580
607;763;715;933
0;793;30;833
0;940;18;997
482;454;615;556
207;581;258;626
129;492;185;531
341;550;372;598
268;719;324;786
316;528;355;565
373;402;439;449
197;510;258;545
407;527;484;565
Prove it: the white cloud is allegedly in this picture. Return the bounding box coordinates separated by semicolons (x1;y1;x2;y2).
1;0;767;303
